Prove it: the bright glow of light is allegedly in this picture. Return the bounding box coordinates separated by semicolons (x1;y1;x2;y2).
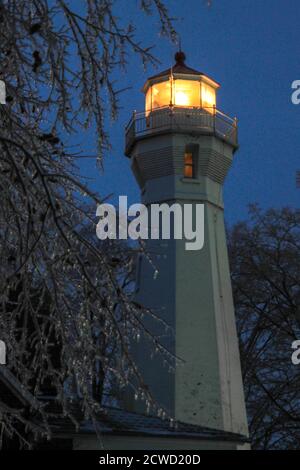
175;90;189;106
202;83;215;109
145;77;217;112
203;89;214;106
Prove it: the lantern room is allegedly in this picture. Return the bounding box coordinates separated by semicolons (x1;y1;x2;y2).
125;52;238;157
143;51;219;114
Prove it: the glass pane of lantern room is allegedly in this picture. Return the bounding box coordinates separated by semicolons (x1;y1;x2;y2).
145;87;152;114
151;81;171;110
201;82;216;112
173;80;200;108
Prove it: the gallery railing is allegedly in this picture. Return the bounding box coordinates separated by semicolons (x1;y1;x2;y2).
125;106;238;155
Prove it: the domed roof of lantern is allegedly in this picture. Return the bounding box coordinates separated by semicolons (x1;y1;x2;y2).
143;51;220;93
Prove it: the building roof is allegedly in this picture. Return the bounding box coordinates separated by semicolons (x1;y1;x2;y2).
47;402;248;443
146;51;220;88
0;365;40;409
149;52;204;80
0;367;248;444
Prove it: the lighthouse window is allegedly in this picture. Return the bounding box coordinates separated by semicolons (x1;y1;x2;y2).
184;152;194;178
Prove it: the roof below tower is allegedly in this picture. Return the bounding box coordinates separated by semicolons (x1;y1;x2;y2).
43;400;249;444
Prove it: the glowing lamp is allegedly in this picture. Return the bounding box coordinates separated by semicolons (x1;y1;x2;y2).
144;52;219;114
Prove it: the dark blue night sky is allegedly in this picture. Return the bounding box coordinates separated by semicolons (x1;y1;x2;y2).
75;0;300;225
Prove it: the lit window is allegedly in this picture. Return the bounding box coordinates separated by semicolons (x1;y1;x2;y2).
184;152;194;178
173;79;200;108
145;77;219;113
201;82;216;112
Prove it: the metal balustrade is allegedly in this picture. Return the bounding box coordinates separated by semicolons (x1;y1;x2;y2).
125;106;238;155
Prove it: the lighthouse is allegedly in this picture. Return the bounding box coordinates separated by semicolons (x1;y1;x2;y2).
124;52;249;440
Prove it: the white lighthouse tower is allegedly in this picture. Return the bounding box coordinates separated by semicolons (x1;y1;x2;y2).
124;52;249;443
